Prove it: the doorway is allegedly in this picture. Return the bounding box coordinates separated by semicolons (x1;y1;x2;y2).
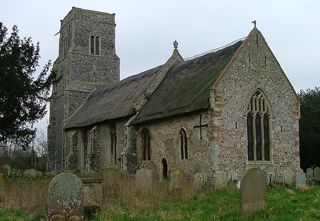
162;158;168;180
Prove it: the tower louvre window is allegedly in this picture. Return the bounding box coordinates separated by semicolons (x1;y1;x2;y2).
247;90;271;162
90;35;101;55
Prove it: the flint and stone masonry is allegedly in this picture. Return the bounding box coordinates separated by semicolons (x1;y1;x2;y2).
48;7;300;186
48;7;120;170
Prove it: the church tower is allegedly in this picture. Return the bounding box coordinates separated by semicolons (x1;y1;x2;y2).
48;7;120;170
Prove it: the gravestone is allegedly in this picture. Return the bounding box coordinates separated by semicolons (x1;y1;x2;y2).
266;172;275;185
48;173;84;221
169;169;182;191
82;178;103;208
23;169;38;178
193;172;207;191
240;168;267;215
215;172;228;189
0;173;4;202
314;167;320;181
295;170;306;187
0;165;11;177
283;170;294;185
306;168;313;179
135;168;154;192
227;170;238;181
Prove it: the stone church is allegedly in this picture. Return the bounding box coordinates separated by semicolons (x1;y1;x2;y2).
48;7;300;183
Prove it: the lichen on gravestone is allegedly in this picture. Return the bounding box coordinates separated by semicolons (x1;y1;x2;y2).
48;173;84;221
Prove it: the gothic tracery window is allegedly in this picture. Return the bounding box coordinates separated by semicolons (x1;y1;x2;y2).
247;90;271;161
141;128;151;161
180;128;188;160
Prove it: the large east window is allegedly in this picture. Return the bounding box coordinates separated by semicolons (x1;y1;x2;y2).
247;90;271;161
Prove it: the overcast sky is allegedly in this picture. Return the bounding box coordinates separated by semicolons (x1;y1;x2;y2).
2;0;320;135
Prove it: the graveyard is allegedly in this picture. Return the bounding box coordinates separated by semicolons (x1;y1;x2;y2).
1;1;319;221
1;169;320;221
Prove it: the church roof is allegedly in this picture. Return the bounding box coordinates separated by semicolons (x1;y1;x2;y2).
133;40;243;124
65;65;162;129
66;39;242;129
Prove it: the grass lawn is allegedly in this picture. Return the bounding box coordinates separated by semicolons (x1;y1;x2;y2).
1;184;320;221
96;185;320;221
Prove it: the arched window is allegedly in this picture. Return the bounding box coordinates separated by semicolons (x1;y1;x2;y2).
89;35;101;55
247;90;271;161
141;128;151;161
95;36;100;55
90;35;95;54
180;128;188;160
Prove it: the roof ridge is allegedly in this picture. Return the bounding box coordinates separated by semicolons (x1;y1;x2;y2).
185;37;246;61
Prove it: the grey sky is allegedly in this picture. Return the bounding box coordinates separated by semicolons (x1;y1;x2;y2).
2;0;319;90
2;0;320;137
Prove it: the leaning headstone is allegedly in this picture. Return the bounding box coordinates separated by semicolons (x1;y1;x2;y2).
296;170;306;187
283;170;294;185
169;169;182;191
314;167;320;181
0;173;4;202
48;173;84;221
135;168;154;192
240;168;267;215
215;172;228;189
306;168;314;179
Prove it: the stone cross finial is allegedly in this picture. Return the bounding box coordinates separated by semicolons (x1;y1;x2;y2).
252;20;257;28
173;40;178;50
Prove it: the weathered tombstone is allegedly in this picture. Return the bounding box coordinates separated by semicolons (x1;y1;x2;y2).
274;172;283;184
296;170;306;187
0;165;11;177
215;172;228;189
283;170;294;185
23;169;37;178
266;172;275;185
0;173;4;202
227;170;238;181
314;167;320;181
135;168;154;192
48;173;84;221
169;169;182;191
82;178;103;207
193;172;207;191
240;168;267;215
306;168;314;179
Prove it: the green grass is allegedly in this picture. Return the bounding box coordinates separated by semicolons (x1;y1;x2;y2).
1;184;320;221
96;184;320;221
0;208;46;221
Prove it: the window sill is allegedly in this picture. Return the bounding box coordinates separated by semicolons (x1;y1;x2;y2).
246;160;273;165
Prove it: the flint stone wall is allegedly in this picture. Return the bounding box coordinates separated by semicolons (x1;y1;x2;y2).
210;29;300;177
136;111;212;179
